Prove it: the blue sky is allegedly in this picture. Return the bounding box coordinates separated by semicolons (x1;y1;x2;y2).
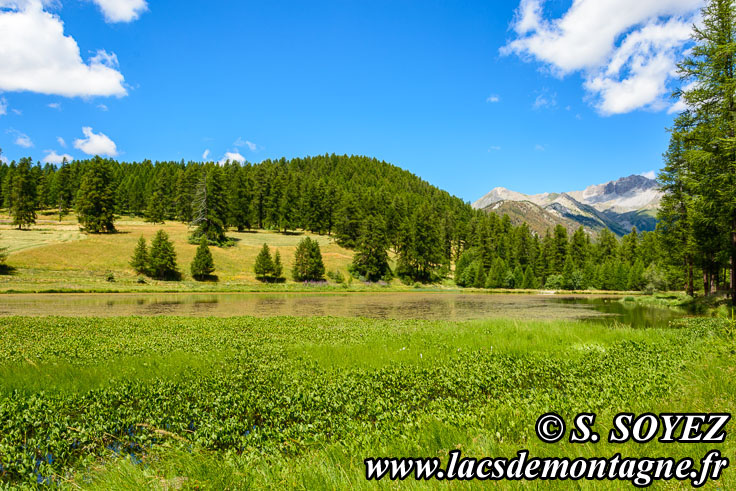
0;0;703;201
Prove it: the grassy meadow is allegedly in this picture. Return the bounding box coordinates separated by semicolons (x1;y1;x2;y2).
0;314;733;488
0;212;364;292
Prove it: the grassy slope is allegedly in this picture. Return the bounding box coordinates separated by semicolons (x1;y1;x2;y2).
0;315;732;488
0;212;652;295
0;212;362;292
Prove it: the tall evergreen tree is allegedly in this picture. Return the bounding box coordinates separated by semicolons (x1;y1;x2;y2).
190;167;228;244
254;243;275;280
349;215;392;282
76;157;116;233
148;230;179;280
130;237;150;275
10;158;36;229
674;0;736;300
292;237;325;281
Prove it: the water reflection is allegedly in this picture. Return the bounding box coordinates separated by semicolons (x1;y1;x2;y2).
0;292;686;328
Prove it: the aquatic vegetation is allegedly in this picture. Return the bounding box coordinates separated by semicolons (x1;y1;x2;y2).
0;315;727;486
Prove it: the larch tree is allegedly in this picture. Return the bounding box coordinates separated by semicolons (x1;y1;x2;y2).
76;157;116;233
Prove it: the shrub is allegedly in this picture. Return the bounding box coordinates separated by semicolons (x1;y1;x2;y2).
327;270;345;284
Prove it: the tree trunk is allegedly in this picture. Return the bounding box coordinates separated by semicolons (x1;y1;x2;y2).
732;219;736;303
704;269;709;297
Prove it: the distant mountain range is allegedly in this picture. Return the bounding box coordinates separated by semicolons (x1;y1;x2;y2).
472;175;661;236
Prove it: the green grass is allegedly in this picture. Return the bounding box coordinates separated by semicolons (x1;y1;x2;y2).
0;315;733;488
0;214;364;292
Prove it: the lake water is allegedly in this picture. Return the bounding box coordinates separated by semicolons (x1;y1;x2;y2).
0;292;685;328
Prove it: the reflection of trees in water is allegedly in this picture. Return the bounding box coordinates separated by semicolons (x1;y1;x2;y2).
0;294;682;328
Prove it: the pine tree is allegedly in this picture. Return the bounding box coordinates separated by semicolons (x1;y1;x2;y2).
552;225;568;274
148;230;179;280
254;243;275;280
273;250;284;280
130;237;149;275
335;194;363;248
454;248;481;287
293;237;325;281
486;257;507;289
675;0;736;302
10;158;36;229
53;160;73;221
397;203;444;283
190;168;228;244
228;166;254;231
570;227;588;268
145;190;167;224
191;236;215;280
76;157;116;233
513;265;524;289
521;265;538;289
349;215;392;282
473;263;486;288
0;231;7;268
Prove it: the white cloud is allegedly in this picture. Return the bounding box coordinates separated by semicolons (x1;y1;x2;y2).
57;136;66;147
42;150;73;164
73;126;118;156
202;149;210;160
0;1;127;97
486;94;500;103
0;97;6;116
90;0;148;23
233;137;258;151
534;144;546;151
97;103;108;111
640;170;656;179
532;89;556;109
8;129;33;148
219;151;246;164
48;102;61;110
11;108;21;115
488;146;501;151
502;0;703;115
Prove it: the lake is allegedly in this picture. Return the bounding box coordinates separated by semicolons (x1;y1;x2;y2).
0;292;685;327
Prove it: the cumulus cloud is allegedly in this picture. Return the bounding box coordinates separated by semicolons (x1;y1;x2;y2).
73;126;118;156
42;150;73;164
502;0;703;115
8;129;33;148
486;94;500;103
0;0;127;97
90;0;148;23
640;170;656;179
219;151;246;164
234;137;258;151
57;136;66;147
202;149;210;160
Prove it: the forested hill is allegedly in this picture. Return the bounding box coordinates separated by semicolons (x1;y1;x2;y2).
1;153;660;288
